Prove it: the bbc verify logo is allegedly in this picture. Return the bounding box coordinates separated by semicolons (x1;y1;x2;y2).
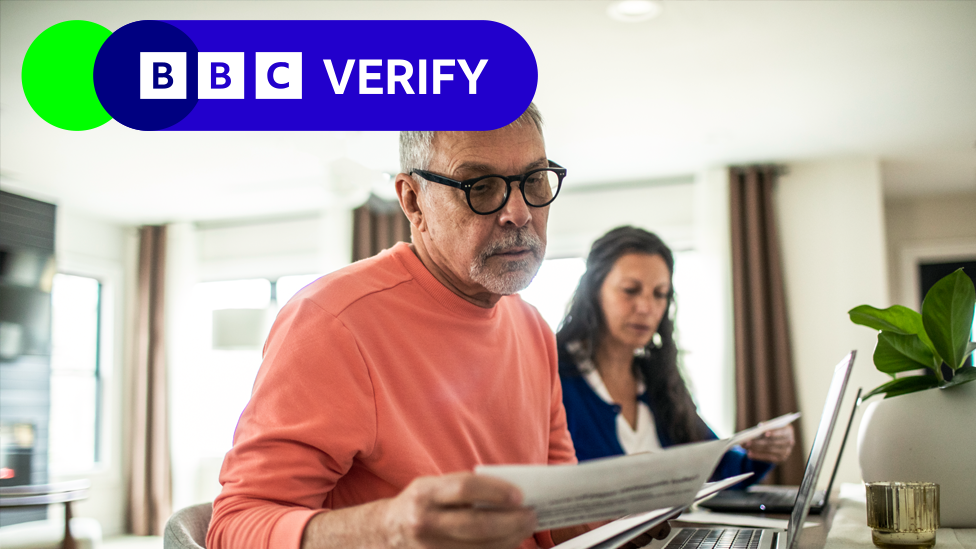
140;52;307;100
141;53;488;100
23;20;535;131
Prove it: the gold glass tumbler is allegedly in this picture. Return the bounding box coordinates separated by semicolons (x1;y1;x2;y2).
865;482;940;548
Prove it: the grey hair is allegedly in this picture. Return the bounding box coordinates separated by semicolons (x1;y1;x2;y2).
399;103;545;188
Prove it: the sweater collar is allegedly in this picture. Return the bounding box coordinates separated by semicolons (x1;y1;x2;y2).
390;242;500;319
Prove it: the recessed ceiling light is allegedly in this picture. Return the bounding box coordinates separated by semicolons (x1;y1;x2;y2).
607;0;663;22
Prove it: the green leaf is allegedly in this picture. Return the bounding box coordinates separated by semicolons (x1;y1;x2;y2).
862;376;941;401
849;304;938;355
942;366;976;389
873;332;934;375
878;331;940;371
922;269;976;371
884;377;942;398
849;304;925;335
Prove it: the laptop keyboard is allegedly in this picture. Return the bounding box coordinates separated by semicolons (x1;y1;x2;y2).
664;528;764;549
750;489;798;506
699;487;826;513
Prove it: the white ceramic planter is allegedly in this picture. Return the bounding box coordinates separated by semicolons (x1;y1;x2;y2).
857;379;976;527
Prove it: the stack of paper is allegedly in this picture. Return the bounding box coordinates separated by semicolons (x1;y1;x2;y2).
475;412;800;548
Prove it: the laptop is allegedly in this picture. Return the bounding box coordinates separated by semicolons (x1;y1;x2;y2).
698;386;862;515
648;351;856;549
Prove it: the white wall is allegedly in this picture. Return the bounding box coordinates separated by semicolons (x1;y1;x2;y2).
776;158;892;489
547;178;696;258
52;208;131;537
688;168;737;437
884;192;976;307
195;209;351;282
166;222;203;516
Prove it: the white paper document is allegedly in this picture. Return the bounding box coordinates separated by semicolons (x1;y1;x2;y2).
479;439;728;530
726;412;801;447
475;412;800;532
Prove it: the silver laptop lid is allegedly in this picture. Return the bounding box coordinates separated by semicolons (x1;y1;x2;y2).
785;351;856;549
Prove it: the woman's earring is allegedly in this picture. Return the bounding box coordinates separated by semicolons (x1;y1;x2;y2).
652;332;663;348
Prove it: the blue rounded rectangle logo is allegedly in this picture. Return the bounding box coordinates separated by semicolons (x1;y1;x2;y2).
84;19;537;131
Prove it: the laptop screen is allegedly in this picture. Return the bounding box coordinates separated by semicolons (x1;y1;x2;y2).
819;387;863;501
786;351;856;549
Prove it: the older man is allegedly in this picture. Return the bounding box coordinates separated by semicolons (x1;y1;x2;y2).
207;104;582;549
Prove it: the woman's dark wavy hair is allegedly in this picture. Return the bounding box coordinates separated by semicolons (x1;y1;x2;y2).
556;226;706;445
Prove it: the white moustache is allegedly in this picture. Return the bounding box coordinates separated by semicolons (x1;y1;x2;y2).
480;230;543;260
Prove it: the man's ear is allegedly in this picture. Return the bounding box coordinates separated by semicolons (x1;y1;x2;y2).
395;173;426;233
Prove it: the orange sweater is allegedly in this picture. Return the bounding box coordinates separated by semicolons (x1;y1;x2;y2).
207;243;576;549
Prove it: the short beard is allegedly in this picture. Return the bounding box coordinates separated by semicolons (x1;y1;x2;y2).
469;228;545;295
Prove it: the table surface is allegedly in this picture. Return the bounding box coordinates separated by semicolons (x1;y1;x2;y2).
670;483;976;549
824;484;976;549
0;479;90;508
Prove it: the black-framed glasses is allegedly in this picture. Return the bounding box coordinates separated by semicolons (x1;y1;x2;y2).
412;160;566;215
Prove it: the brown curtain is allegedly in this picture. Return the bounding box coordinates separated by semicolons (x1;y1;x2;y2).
128;225;171;534
729;166;805;485
352;194;412;261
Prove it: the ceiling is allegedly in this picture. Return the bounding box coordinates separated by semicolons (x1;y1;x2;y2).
1;0;974;225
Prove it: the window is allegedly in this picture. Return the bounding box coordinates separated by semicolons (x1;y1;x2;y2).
519;258;587;331
918;260;975;371
48;273;101;472
170;274;324;508
179;275;322;449
276;274;323;306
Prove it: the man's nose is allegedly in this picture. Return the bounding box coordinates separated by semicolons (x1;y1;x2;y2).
496;183;532;227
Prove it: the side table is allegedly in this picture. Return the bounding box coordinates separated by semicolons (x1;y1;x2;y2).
0;480;91;549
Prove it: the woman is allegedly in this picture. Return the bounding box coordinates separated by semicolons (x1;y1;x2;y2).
557;226;793;485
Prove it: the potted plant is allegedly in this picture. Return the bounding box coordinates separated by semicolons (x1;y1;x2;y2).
848;267;976;527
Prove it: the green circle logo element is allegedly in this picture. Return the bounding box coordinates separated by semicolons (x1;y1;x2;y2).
22;20;113;131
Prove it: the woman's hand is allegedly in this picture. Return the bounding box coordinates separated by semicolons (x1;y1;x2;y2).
741;425;795;464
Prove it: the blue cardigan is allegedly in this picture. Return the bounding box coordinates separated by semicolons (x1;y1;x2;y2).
559;364;772;487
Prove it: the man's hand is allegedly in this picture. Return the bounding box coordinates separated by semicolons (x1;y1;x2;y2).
302;472;536;549
385;472;537;549
741;425;795;463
